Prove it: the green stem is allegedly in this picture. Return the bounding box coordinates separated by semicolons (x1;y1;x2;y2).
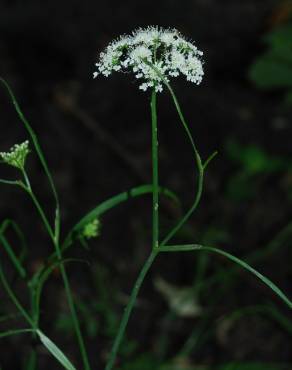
0;265;35;328
144;62;206;247
59;263;91;370
0;78;89;368
21;180;91;370
0;233;26;279
0;78;60;236
25;348;37;370
104;90;160;369
0;328;34;339
151;89;159;249
105;250;158;370
24;187;55;243
160;81;204;246
160;244;292;309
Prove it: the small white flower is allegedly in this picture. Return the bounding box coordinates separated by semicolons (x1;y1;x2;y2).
94;26;204;92
0;140;30;170
160;30;178;45
130;45;152;62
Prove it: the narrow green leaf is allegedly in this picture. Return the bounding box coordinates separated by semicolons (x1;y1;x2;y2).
0;234;26;278
203;150;218;170
0;328;33;339
0;77;59;221
0;219;28;278
159;244;202;252
0;179;21;186
0;263;34;326
62;184;179;251
160;244;292;309
1;219;28;262
30;258;88;314
0;313;22;323
37;330;77;370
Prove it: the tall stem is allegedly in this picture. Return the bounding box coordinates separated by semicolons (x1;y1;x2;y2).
104;89;161;370
160;81;204;246
21;176;91;370
105;250;158;370
151;89;159;249
144;62;206;247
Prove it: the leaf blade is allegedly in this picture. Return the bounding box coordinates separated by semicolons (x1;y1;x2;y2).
160;244;292;309
62;184;179;250
37;330;77;370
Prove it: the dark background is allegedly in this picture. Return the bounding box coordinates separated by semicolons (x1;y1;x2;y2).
0;0;292;369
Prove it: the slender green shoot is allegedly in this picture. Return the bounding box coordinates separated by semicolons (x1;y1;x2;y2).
105;249;158;370
0;328;34;339
62;184;178;253
0;263;35;327
151;89;159;249
0;77;60;235
0;219;28;263
159;244;292;309
146;62;217;246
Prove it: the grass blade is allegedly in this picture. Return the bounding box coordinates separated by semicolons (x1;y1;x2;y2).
0;219;27;278
0;328;33;339
0;234;26;279
62;184;179;251
0;179;21;186
1;219;28;262
159;244;292;309
37;330;77;370
0;78;59;225
0;263;34;327
30;258;88;317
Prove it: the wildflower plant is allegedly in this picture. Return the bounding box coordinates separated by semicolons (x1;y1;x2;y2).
0;26;291;370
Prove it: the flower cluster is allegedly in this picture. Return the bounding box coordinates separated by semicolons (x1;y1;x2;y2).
93;26;204;92
82;218;100;239
0;140;30;170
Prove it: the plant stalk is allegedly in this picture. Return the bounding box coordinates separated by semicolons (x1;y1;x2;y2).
151;89;159;249
105;250;158;370
22;176;91;370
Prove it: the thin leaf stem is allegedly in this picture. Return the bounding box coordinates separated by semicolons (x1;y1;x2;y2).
22;185;55;243
21;178;91;370
105;249;158;370
160;81;204;246
151;89;159;249
159;244;292;309
0;328;34;339
0;233;26;279
0;264;35;327
144;61;209;247
0;78;60;230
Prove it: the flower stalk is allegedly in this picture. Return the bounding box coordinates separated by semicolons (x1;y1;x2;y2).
151;89;159;249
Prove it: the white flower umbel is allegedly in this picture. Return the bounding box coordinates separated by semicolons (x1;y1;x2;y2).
94;26;204;92
0;140;30;170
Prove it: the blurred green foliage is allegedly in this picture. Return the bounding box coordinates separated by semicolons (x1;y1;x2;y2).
225;140;291;200
249;22;292;104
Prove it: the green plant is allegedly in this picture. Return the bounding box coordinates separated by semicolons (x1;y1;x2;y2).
249;21;292;104
1;26;292;370
225;140;291;200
